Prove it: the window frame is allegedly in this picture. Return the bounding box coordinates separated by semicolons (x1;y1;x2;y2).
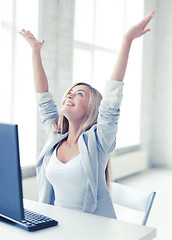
73;0;143;152
0;0;38;173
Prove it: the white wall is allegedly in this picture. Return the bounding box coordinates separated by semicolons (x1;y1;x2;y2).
151;1;172;167
143;0;172;167
37;0;75;155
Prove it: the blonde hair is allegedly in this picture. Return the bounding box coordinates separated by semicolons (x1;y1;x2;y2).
52;82;111;188
105;159;113;190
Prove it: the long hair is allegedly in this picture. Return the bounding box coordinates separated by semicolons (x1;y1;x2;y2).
105;159;112;190
52;82;111;188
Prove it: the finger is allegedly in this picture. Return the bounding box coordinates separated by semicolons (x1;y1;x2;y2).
20;29;31;35
19;29;28;36
20;29;27;34
143;10;155;26
19;31;32;39
28;30;33;35
139;10;155;29
19;31;26;37
19;29;25;34
142;29;150;35
145;10;155;20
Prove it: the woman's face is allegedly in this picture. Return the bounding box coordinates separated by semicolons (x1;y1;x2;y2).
62;84;90;122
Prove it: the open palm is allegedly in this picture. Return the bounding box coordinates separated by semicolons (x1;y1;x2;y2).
126;10;155;42
19;29;44;50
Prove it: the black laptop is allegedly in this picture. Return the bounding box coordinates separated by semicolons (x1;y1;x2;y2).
0;123;58;231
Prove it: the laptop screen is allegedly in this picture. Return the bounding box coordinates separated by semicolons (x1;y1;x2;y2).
0;123;24;222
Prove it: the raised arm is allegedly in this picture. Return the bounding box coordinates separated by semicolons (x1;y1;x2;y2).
19;29;48;93
110;10;155;82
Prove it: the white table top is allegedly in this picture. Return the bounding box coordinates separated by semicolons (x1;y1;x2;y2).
0;199;156;240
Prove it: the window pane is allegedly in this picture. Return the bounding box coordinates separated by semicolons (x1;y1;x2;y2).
0;0;13;23
116;45;142;148
93;49;117;93
95;0;124;50
116;79;141;148
0;1;38;166
0;28;12;122
116;1;143;148
74;0;94;44
14;34;37;167
13;0;39;166
16;0;39;31
124;0;144;31
73;0;144;149
73;48;92;84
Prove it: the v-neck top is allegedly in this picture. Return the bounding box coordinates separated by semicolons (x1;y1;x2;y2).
46;146;87;210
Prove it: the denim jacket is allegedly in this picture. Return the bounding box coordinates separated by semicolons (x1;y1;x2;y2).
35;80;124;219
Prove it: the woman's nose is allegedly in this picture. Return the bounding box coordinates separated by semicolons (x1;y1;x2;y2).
68;94;74;99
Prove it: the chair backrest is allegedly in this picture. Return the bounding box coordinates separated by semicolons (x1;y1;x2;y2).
110;182;156;225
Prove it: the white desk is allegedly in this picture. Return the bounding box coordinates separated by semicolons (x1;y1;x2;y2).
0;199;156;240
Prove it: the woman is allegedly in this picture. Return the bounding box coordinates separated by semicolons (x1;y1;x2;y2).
19;10;155;218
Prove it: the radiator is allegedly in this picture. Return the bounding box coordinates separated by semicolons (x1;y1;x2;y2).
111;149;149;180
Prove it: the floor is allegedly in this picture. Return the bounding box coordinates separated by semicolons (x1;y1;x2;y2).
117;168;172;240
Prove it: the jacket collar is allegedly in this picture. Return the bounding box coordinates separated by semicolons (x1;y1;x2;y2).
38;132;68;162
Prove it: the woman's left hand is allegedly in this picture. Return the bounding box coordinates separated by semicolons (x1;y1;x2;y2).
125;10;155;42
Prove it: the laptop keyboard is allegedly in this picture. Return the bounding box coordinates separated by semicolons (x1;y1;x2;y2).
19;209;58;231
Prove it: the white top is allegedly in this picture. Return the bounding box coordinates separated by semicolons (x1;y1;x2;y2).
46;146;87;210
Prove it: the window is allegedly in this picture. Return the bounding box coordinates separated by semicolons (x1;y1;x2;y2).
0;0;38;166
73;0;144;149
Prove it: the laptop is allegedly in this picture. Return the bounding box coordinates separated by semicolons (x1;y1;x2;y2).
0;123;58;231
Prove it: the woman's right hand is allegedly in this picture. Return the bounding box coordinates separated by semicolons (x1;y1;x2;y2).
19;29;44;51
124;10;155;43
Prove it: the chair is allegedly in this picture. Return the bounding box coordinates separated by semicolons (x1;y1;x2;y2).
110;182;156;225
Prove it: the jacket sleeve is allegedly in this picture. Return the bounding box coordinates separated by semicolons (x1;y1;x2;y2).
97;80;124;154
36;92;59;133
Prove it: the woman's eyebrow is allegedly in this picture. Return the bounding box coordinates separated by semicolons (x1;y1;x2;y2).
68;89;86;94
77;89;86;93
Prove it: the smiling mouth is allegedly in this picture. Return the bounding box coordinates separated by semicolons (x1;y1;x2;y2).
64;101;75;106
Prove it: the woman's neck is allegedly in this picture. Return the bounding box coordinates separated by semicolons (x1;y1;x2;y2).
67;122;82;145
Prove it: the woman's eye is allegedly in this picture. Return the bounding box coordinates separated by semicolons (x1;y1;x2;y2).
78;92;83;97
